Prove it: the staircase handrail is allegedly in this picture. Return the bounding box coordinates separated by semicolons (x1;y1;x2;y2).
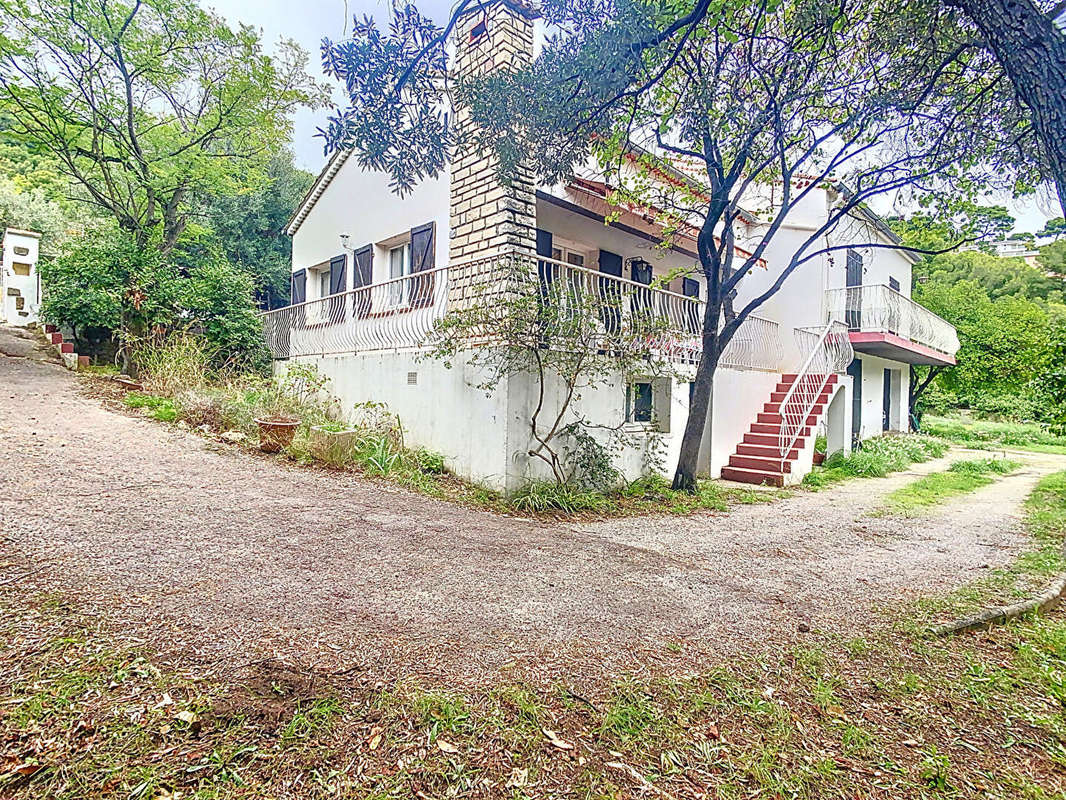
777;320;853;469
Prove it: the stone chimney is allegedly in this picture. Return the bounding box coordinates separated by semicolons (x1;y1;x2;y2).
447;0;537;304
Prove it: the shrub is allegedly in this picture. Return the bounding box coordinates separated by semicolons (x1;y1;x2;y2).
131;334;215;397
509;481;610;514
805;434;948;488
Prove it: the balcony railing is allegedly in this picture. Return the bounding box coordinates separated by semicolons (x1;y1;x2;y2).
261;265;449;359
824;284;960;357
261;251;783;372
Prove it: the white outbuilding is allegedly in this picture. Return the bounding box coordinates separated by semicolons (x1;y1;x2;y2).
1;228;41;326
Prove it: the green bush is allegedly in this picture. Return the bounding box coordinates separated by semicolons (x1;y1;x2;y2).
510;481;610;514
40;224;267;370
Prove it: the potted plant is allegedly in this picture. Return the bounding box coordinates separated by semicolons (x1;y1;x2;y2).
309;422;361;462
254;416;301;453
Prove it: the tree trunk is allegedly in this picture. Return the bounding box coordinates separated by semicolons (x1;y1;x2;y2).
672;345;718;492
908;365;945;431
951;0;1066;214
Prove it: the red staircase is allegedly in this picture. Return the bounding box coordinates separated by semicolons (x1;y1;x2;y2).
720;373;838;487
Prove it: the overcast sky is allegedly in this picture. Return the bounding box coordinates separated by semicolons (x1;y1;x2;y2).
207;0;1058;234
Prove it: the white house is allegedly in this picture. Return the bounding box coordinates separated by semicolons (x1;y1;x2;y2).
264;0;958;491
1;228;41;326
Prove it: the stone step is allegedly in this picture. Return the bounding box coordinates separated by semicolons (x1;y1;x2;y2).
720;466;785;487
729;454;792;473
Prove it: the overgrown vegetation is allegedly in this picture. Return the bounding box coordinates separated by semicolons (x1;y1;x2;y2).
803;434;949;489
3;471;1066;798
923;412;1066;454
876;457;1019;515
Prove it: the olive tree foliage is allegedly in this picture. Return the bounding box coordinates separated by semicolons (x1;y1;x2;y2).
425;255;676;488
0;0;328;255
321;0;1011;490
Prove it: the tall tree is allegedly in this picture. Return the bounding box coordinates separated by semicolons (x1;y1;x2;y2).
200;152;314;310
0;0;326;255
323;0;1004;490
947;0;1066;214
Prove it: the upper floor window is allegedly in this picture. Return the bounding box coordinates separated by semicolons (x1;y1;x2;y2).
389;242;412;306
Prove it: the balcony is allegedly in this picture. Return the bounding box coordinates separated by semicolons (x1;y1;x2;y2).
261;252;784;372
824;284;959;366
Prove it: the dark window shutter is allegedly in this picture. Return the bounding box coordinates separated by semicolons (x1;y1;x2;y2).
353;245;374;318
329;255;346;294
846;249;863;287
598;250;623;333
328;255;346;322
536;228;553;258
536;228;554;297
410;222;435;308
598;249;623;277
291;269;307;328
681;277;700;298
292;270;307;304
888;276;900;292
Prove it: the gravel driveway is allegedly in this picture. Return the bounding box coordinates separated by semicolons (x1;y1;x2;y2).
2;325;1062;679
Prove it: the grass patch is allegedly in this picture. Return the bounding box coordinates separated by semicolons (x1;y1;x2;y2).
803;433;948;489
876;457;1019;515
122;391;178;422
923;413;1066;455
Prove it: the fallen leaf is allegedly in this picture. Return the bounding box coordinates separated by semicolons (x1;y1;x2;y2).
505;767;528;788
175;710;196;724
708;723;720;740
436;737;459;754
542;728;574;750
368;727;383;751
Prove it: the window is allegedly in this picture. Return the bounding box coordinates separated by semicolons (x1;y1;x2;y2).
389;242;411;306
888;276;900;292
627;381;654;424
319;269;331;299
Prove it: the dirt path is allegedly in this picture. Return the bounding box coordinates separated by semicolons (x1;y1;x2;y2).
2;325;1063;680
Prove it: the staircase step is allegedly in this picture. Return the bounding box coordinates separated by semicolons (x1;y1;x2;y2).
737;443;800;459
721;466;785;487
729;454;792;473
757;412;820;426
771;390;832;404
744;432;808;447
764;401;825;414
49;332;63;344
750;423;810;436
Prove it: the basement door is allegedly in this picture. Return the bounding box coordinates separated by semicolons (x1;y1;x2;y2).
847;359;862;445
882;368;892;431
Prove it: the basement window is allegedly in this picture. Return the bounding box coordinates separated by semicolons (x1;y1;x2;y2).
626;381;653;423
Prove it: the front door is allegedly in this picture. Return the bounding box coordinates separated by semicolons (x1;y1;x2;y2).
848;359;862;445
845;250;863;330
882;368;892;431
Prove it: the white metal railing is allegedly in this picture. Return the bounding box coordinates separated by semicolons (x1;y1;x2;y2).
825;284;960;357
720;314;784;372
261;251;784;371
778;321;854;467
260;265;448;359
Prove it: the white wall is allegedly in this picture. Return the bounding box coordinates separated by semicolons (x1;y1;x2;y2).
291;158;451;293
705;368;782;475
0;229;41;325
853;354;909;439
285;350;514;488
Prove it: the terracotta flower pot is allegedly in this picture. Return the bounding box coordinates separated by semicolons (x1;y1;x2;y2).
813;451;826;466
255;417;300;453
